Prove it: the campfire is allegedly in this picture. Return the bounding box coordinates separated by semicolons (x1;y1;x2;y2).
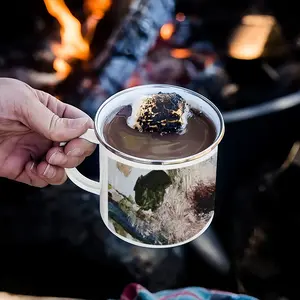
43;0;111;80
1;2;300;299
0;0;299;114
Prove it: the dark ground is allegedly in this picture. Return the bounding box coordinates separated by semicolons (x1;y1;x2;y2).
0;170;236;300
1;152;300;300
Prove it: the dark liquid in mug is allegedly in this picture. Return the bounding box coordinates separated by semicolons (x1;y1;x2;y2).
103;105;216;160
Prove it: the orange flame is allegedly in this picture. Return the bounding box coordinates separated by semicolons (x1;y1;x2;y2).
84;0;112;42
44;0;111;79
84;0;111;20
160;23;175;41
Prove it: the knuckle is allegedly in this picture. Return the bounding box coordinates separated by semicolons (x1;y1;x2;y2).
48;115;62;141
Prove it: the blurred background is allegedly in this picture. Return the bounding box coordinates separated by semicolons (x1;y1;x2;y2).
1;0;300;299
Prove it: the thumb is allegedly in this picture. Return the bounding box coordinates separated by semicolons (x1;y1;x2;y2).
45;115;91;142
27;96;91;142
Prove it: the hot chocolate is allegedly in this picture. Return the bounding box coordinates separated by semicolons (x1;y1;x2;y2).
103;96;216;160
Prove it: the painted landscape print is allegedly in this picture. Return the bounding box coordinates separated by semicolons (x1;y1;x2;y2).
107;156;217;246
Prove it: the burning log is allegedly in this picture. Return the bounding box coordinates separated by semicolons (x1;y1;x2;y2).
92;0;175;92
1;0;174;112
60;0;175;115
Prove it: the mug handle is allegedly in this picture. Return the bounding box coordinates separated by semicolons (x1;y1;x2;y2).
60;129;100;195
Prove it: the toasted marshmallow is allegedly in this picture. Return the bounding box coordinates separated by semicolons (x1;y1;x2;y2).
127;92;190;135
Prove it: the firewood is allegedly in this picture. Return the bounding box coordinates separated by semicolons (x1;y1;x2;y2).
58;0;175;110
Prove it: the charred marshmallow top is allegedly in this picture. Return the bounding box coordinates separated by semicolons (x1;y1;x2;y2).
127;92;191;135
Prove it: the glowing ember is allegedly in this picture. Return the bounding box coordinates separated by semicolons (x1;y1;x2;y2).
229;14;276;60
170;48;192;59
176;13;186;22
160;23;175;41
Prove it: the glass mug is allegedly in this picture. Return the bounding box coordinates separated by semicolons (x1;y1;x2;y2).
64;85;225;248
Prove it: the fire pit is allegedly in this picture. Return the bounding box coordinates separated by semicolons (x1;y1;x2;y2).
1;0;300;299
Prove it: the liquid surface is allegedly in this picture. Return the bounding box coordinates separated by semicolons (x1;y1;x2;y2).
103;106;216;160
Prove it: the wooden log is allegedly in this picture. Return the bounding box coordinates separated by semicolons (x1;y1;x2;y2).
92;0;175;94
60;0;175;113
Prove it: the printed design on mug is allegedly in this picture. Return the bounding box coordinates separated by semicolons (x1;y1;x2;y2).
117;162;132;177
107;155;217;245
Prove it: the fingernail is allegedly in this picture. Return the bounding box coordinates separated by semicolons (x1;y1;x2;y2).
43;164;56;179
67;148;84;157
30;162;36;174
49;151;67;165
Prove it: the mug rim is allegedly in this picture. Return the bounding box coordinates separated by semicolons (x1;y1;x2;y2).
94;84;225;166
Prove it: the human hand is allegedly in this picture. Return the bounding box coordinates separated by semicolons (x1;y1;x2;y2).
0;78;96;187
